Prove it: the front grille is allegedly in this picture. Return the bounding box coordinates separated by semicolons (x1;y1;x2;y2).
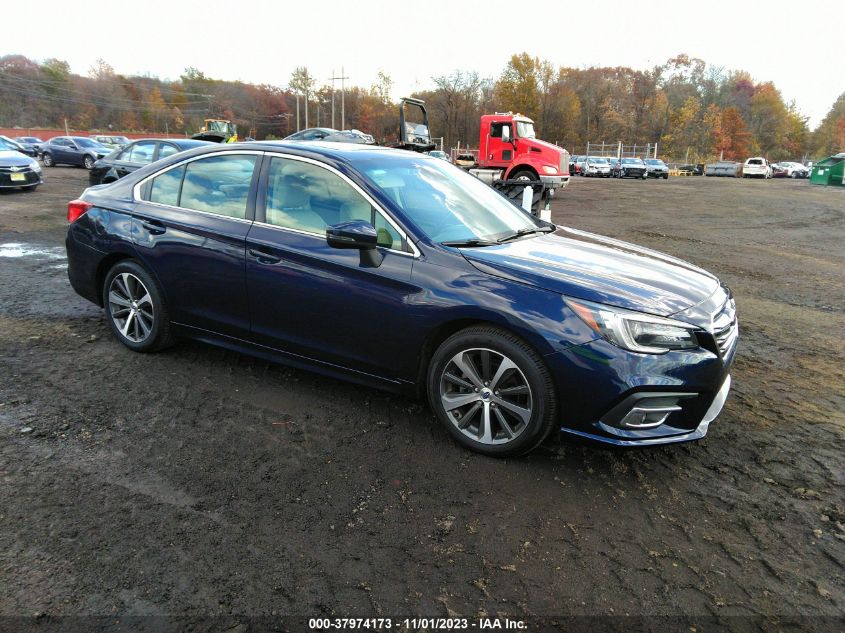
711;297;738;356
560;150;570;174
0;168;38;186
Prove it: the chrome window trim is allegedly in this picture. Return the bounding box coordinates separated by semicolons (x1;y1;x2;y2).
260;152;419;258
131;149;265;213
131;149;420;258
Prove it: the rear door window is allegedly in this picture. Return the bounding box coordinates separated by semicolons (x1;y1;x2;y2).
158;143;180;159
144;154;258;219
127;141;156;164
181;155;257;219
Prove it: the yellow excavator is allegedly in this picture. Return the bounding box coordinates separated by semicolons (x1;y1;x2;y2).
192;118;238;143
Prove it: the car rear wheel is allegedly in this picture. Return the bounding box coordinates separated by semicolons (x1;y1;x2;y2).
42;153;54;167
83;155;95;170
427;326;557;456
103;260;174;353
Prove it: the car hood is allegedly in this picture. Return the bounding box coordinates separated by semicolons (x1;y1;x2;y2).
0;150;37;167
461;227;720;316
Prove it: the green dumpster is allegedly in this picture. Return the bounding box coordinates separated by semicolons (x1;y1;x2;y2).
809;153;845;186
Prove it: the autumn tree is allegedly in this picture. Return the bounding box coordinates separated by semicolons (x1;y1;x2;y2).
494;53;542;120
716;107;752;159
811;92;845;157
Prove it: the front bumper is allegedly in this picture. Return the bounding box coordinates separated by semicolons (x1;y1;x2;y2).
561;374;731;446
550;302;736;447
0;169;43;188
540;174;570;189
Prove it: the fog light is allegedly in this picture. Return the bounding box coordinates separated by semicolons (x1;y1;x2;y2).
619;405;682;429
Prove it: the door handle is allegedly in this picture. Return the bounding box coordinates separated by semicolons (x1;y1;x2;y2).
248;248;282;265
141;220;166;235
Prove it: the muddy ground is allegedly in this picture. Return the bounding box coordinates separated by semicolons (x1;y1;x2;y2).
0;167;843;630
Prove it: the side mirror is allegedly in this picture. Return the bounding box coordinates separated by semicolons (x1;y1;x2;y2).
501;126;511;144
326;220;378;250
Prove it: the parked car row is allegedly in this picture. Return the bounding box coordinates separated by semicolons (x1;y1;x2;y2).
705;157;811;179
569;155;668;179
0;134;216;192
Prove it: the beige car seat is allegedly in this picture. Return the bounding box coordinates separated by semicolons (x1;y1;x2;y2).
266;173;326;234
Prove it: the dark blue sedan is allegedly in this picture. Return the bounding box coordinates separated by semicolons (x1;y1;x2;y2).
65;142;737;456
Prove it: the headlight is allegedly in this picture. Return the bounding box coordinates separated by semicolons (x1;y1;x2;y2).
565;298;700;354
542;165;558;175
32;162;42;173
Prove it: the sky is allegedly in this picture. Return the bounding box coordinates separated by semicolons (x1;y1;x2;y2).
4;0;842;128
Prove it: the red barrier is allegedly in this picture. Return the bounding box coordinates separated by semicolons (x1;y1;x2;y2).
0;127;189;141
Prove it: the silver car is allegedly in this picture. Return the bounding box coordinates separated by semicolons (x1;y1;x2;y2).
644;158;669;179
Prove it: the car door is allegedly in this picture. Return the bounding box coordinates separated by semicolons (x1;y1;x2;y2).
51;138;71;163
244;154;420;380
65;139;85;166
132;151;261;338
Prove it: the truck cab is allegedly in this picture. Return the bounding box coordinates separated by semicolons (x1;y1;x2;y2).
477;113;569;188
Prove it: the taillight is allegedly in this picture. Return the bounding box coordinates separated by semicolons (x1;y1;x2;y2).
67;199;93;223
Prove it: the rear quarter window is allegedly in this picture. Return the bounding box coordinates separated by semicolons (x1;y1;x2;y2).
148;165;185;207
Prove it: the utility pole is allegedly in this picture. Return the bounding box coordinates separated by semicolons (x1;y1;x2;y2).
296;93;300;132
337;67;349;130
304;68;310;130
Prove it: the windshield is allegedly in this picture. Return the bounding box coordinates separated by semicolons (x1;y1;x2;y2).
76;138;105;149
622;158;643;165
589;158;608;164
359;155;542;243
645;159;664;165
0;138;19;150
402;103;430;143
515;120;535;138
208;121;233;133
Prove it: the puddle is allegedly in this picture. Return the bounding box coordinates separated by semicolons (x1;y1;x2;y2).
0;243;66;260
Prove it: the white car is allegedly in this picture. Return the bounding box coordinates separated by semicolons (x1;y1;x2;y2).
743;157;772;179
582;157;612;177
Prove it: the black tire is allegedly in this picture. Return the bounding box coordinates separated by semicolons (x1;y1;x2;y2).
426;326;557;457
663;173;669;179
510;169;538;182
83;155;95;170
42;153;54;167
102;260;174;353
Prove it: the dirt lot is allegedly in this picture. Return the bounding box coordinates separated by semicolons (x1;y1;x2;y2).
0;167;843;630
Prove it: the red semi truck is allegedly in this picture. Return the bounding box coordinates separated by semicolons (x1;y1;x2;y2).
468;112;570;191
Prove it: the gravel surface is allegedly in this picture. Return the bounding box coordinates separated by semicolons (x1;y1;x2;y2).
0;167;842;630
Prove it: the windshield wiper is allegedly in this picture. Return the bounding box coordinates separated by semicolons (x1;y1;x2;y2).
440;239;498;248
497;225;556;243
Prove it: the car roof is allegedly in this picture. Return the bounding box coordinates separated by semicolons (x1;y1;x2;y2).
212;140;411;161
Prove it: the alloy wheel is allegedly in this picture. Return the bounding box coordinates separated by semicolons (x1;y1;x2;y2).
439;348;533;445
108;272;154;343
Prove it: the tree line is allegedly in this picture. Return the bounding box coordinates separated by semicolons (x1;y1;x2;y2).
1;53;842;162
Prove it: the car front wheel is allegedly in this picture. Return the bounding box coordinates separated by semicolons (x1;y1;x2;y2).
427;326;557;456
42;153;54;167
103;260;174;353
83;155;95;170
